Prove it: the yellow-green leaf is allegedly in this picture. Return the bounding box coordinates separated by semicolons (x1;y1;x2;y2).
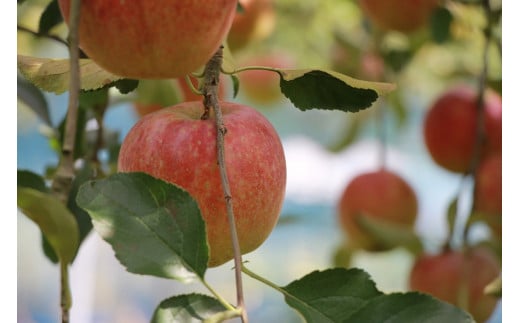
17;55;123;94
278;68;396;113
17;187;80;264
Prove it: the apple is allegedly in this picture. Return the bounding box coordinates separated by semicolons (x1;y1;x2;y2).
58;0;237;79
330;42;385;82
337;168;418;251
118;101;287;267
409;247;500;323
357;0;438;33
238;53;294;105
226;0;276;52
474;155;502;236
423;85;502;173
133;77;228;118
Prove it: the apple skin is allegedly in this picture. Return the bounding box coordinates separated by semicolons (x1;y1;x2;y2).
409;247;500;323
238;53;294;105
357;0;438;33
118;101;286;267
58;0;237;79
423;85;502;173
227;0;276;52
337;169;418;251
474;155;502;236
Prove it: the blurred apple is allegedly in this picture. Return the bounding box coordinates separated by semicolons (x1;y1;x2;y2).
474;155;502;237
409;247;500;323
423;85;502;173
238;53;295;106
227;0;276;52
357;0;438;33
337;168;418;251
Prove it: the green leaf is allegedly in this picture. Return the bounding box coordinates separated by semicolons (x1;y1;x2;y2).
17;170;48;192
283;268;382;322
17;187;80;264
38;0;63;34
113;78;139;95
356;213;424;255
67;163;95;249
278;69;395;113
17;55;123;94
230;74;240;99
135;79;181;106
332;243;354;268
76;172;208;282
430;6;453;44
446;196;458;244
17;170;60;263
151;294;230;323
17;75;52;127
345;292;474;323
282;268;474;322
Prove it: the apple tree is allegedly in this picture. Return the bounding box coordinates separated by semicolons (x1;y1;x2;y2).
17;0;501;322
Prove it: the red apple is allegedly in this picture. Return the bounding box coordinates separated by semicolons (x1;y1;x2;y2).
357;0;438;33
226;0;276;52
58;0;237;79
409;247;500;323
118;101;287;267
474;155;502;236
423;85;502;173
337;169;418;251
238;53;294;105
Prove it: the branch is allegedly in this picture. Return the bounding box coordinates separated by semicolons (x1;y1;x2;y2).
49;0;82;321
202;46;248;323
462;0;493;242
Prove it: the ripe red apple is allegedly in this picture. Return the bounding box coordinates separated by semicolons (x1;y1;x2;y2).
226;0;276;52
238;53;294;105
118;101;287;267
409;247;500;323
133;77;228;118
337;169;418;251
58;0;237;79
357;0;438;33
474;155;502;236
423;85;502;173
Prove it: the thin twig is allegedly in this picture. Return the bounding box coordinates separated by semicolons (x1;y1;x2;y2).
462;0;493;243
202;46;248;323
50;0;82;322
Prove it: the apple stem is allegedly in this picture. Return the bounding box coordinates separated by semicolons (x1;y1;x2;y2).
202;45;249;323
225;65;282;76
184;74;203;97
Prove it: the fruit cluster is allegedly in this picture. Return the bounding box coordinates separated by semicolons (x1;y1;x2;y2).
335;83;502;322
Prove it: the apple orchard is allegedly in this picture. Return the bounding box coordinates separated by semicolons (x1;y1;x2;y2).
17;1;502;323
